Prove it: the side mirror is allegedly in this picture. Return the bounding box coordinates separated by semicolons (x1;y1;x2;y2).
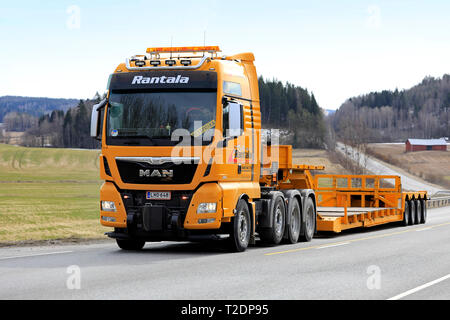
90;99;107;139
227;102;243;137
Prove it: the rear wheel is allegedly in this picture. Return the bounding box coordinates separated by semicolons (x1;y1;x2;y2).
402;200;410;226
286;198;301;244
300;197;315;242
420;199;427;224
259;196;286;245
415;199;421;225
229;199;251;252
409;200;416;225
116;239;145;250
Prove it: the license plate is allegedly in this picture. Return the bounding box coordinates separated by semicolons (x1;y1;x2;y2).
146;191;171;200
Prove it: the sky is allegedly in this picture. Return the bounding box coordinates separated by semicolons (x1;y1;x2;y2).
1;0;450;110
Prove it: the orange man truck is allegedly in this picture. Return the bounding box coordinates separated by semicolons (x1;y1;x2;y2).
90;46;427;252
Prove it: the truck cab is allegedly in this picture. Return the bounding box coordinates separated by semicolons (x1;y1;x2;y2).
91;46;282;251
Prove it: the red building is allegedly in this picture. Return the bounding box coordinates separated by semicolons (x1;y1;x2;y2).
405;138;447;152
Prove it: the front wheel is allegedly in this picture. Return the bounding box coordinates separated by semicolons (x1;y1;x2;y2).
229;200;251;252
116;239;145;250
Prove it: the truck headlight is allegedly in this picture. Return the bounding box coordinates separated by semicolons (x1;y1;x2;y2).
101;201;116;212
197;202;217;213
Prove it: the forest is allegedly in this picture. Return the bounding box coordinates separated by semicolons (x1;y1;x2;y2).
0;96;78;124
331;74;450;142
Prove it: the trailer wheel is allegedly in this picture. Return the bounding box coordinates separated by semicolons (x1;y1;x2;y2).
286;198;301;244
259;196;286;245
402;200;410;226
409;200;416;225
228;199;251;252
300;197;315;242
419;199;427;224
116;239;145;250
414;199;421;225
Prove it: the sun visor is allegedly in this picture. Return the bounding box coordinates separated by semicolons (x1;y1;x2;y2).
109;71;217;91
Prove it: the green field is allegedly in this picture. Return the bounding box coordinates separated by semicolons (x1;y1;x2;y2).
0;144;108;243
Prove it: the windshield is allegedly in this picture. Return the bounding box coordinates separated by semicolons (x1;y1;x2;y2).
106;90;217;146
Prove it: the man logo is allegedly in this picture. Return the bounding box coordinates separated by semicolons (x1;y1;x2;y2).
139;169;173;178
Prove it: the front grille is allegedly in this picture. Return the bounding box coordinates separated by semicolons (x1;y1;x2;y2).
116;159;197;184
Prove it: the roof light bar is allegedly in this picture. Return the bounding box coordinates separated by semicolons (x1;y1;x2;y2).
146;46;221;54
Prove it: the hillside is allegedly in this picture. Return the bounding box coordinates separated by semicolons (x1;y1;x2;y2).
331;74;450;142
0;96;78;123
367;143;450;189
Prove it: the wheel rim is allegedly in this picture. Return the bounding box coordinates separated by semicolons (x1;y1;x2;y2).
274;205;283;237
238;211;249;246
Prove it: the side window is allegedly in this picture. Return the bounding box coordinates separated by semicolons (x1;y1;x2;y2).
223;100;243;137
223;81;242;96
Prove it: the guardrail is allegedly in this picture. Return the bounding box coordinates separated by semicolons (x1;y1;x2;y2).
427;191;450;208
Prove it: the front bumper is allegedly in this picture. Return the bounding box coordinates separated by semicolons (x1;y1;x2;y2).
99;182;224;239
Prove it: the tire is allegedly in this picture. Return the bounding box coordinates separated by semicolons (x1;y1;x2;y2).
414;199;421;225
409;200;416;225
228;199;251;252
116;238;145;250
420;199;427;224
259;195;286;245
299;197;315;242
285;198;301;244
402;199;410;226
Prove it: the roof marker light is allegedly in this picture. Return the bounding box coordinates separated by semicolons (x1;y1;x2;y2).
146;46;221;54
165;60;177;66
150;60;161;66
180;59;192;66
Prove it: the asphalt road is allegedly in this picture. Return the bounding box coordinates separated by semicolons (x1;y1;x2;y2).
336;142;444;195
1;206;449;300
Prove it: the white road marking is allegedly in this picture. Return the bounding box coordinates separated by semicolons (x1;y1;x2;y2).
387;274;450;300
316;242;350;250
415;227;433;232
0;250;73;260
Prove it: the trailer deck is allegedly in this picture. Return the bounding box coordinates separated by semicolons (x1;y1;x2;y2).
317;206;397;217
313;174;427;232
